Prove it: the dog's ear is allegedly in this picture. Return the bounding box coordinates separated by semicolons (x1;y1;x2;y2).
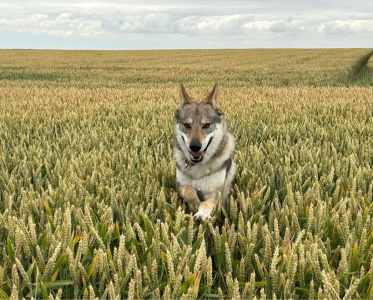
179;84;192;106
205;84;218;109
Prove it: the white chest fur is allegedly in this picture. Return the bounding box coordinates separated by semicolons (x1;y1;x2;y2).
176;167;226;198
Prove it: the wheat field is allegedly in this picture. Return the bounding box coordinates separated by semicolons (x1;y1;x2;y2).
0;49;373;299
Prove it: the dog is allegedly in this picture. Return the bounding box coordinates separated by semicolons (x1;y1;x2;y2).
174;84;236;221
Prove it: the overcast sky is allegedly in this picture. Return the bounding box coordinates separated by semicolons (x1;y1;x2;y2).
0;0;372;50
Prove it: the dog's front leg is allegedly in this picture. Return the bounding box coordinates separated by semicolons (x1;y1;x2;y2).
179;185;201;211
194;199;216;221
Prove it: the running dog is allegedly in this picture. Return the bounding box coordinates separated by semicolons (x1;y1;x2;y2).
174;84;236;221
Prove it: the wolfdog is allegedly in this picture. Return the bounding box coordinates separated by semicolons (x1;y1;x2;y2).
174;84;236;221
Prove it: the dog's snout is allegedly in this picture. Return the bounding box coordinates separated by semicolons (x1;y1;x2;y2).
189;140;202;152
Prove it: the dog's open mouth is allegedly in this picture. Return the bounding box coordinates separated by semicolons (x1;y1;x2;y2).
188;137;213;163
190;151;205;163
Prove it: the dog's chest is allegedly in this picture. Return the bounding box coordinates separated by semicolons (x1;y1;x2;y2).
176;166;226;195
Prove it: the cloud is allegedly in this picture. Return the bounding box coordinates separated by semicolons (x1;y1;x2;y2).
322;22;354;36
175;15;252;35
0;13;103;37
269;21;289;33
118;13;175;34
320;19;373;36
3;11;371;38
107;14;251;35
0;0;372;48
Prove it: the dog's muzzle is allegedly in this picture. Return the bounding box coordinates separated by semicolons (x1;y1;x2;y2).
188;137;213;163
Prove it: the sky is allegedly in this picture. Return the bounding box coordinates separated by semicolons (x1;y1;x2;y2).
0;0;372;50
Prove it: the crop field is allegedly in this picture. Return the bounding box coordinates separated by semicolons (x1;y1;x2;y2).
0;48;373;299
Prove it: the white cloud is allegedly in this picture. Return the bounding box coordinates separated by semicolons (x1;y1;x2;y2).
174;15;251;35
323;19;373;36
269;21;289;33
0;0;372;49
118;13;174;34
0;13;103;37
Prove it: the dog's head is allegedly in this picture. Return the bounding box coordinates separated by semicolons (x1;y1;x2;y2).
175;84;224;164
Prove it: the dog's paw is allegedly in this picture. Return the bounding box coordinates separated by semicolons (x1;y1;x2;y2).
194;210;212;221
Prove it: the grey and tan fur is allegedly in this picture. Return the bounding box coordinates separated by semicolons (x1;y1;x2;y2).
174;84;236;221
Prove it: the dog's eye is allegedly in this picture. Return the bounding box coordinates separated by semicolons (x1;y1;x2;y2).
202;123;211;129
183;123;191;129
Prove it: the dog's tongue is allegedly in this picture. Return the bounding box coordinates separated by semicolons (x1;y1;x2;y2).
191;151;205;158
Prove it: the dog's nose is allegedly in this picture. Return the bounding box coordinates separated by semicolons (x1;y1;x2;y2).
189;140;202;152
